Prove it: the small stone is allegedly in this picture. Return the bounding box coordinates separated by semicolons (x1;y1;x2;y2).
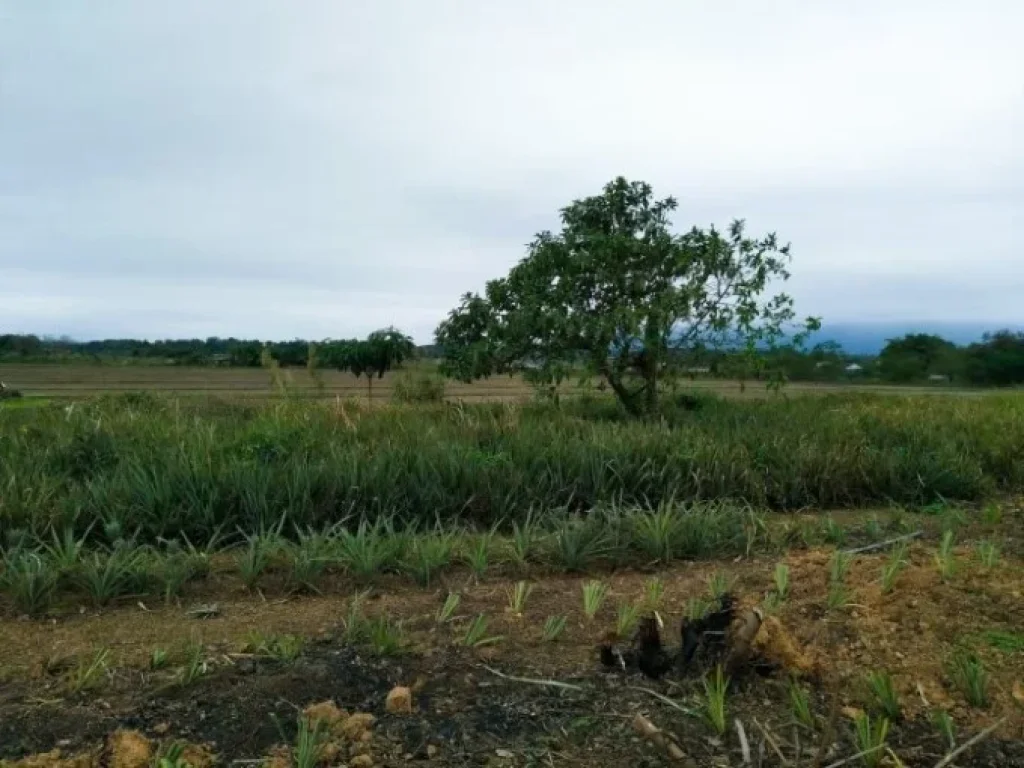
495;749;515;759
427;745;439;758
350;756;374;768
385;685;414;715
151;723;171;736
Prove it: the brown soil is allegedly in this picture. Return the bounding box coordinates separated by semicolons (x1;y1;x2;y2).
2;512;1023;767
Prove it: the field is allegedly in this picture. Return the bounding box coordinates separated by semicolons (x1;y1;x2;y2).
0;362;990;401
1;388;1023;767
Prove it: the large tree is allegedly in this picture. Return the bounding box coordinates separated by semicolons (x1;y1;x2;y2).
436;177;818;415
877;333;960;382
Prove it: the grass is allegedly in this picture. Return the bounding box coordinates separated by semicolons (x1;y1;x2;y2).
788;678;815;730
975;540;1000;568
773;562;790;600
864;670;901;720
852;713;890;768
0;551;58;615
934;531;957;581
66;648;111;694
828;550;852;584
702;665;729;736
880;543;908;594
946;650;989;707
615;601;642;638
506;581;533;615
2;392;1023;548
245;631;304;663
983;630;1024;653
461;614;503;647
581;580;608;621
293;716;330;768
542;615;567;642
437;592;461;624
931;710;956;749
642;576;665;611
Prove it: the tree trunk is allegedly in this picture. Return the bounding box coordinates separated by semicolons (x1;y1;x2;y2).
603;370;641;417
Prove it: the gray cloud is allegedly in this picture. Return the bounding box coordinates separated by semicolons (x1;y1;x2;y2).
1;0;1022;342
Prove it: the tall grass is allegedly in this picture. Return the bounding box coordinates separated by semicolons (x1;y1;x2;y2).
1;393;1022;546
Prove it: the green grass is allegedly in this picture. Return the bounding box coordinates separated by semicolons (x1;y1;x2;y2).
1;393;1022;547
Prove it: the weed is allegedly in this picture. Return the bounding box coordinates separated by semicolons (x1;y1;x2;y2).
437;592;461;624
880;543;908;594
631;505;684;562
337;519;399;581
975;540;1000;568
615;601;642;638
462;614;503;647
931;710;955;749
865;670;901;720
788;678;815;730
150;647;170;670
826;583;849;612
367;616;406;655
685;595;714;621
176;636;207;687
542;615;567;642
293;716;330;768
702;665;729;736
761;591;783;616
403;529;456;587
236;539;273;590
581;580;609;621
642;576;665;611
939;507;967;534
342;591;372;643
288;544;328;594
821;516;846;546
506;581;533;615
41;525;90;578
706;571;733;600
464;530;494;578
153;741;192;768
983;630;1024;653
509;510;543;570
245;631;304;663
852;713;890;768
981;503;1002;526
66;648;111;694
828;550;852;584
934;530;956;581
773;562;790;600
863;515;883;540
946;649;989;707
0;551;58;616
78;549;143;606
550;518;611;572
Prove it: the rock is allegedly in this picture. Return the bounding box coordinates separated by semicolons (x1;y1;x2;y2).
107;730;153;768
426;745;439;758
350;756;375;768
385;686;414;715
1012;680;1024;705
495;749;515;759
841;706;864;721
151;723;171;736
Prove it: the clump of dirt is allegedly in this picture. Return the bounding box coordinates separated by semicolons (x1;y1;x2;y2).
104;731;151;768
0;750;97;768
753;614;818;675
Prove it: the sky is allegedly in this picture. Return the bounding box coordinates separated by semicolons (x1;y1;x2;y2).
1;1;1021;344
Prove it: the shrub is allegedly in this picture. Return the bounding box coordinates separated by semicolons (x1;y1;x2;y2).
392;372;446;403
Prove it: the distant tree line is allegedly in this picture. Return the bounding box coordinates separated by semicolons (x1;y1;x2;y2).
0;330;421;370
3;328;1022;388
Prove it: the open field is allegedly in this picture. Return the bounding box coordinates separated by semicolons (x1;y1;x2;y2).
0;362;996;400
2;393;1023;766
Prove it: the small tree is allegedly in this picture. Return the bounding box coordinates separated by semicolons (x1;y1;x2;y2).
436;177;818;416
335;328;416;402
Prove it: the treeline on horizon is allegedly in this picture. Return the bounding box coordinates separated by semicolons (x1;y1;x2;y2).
1;329;1023;387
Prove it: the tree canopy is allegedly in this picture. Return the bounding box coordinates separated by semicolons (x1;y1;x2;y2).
877;333;960;382
436;177;818;415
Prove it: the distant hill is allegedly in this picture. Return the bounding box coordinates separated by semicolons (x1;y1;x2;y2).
810;322;1022;355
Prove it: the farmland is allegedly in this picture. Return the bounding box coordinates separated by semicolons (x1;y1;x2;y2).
1;388;1023;767
0;361;996;401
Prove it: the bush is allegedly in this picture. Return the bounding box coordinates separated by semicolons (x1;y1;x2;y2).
392;372;446;403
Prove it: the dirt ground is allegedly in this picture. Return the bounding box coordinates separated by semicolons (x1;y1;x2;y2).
2;511;1023;767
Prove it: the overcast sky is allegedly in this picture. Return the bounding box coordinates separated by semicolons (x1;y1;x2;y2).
1;1;1021;343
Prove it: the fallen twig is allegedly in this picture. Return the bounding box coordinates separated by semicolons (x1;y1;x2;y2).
932;717;1007;768
628;686;699;717
735;718;752;765
633;713;696;766
752;717;790;766
842;531;923;555
821;744;886;768
480;665;584;692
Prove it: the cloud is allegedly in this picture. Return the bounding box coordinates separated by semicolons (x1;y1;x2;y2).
1;0;1021;342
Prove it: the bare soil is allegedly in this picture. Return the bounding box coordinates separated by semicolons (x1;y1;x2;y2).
2;512;1023;767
